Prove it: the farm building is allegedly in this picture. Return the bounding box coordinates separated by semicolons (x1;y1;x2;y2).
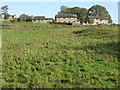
32;16;53;23
55;14;80;25
88;16;109;25
1;15;17;22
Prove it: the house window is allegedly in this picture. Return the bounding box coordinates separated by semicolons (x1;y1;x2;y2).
96;22;99;24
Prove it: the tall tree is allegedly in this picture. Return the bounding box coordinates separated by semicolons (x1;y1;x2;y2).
58;6;88;24
87;5;112;23
58;6;68;14
78;8;88;24
1;5;10;19
19;14;29;22
19;14;28;18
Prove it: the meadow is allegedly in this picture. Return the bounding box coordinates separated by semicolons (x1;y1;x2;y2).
2;22;52;26
2;25;119;88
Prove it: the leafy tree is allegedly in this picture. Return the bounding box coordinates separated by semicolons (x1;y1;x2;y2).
19;14;28;22
19;14;28;18
58;6;88;24
17;17;22;22
79;8;88;24
26;17;32;22
87;5;112;23
58;6;68;14
1;5;10;19
86;16;94;24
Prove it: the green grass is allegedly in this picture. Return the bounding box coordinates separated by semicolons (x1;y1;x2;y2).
2;25;119;88
2;22;52;26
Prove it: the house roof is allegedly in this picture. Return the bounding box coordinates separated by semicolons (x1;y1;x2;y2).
32;16;53;20
88;16;108;20
33;16;45;20
55;14;77;18
10;15;15;16
44;18;53;20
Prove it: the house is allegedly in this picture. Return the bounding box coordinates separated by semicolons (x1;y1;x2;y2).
2;15;17;22
32;16;53;23
88;16;109;25
55;14;80;25
9;15;17;19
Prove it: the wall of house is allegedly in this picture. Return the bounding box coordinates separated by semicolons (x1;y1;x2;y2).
56;17;77;23
2;16;17;22
92;19;108;25
33;20;53;23
40;20;53;23
73;21;81;25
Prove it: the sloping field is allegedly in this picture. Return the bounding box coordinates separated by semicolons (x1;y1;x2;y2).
2;25;119;88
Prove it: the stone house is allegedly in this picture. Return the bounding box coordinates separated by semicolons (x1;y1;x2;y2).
32;16;53;23
2;15;17;22
55;14;80;25
88;16;109;25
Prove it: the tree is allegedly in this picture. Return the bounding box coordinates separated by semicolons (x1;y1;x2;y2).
58;6;88;24
1;5;10;19
19;14;28;18
78;8;88;24
19;14;29;22
17;17;22;22
87;5;112;23
26;17;32;22
58;6;68;14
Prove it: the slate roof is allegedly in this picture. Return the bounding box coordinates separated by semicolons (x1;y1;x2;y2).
55;14;77;18
44;18;53;20
33;16;45;20
32;16;53;20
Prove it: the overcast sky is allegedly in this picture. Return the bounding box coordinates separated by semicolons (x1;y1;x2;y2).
2;2;118;24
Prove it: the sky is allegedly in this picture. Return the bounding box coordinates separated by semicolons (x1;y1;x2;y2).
1;2;119;24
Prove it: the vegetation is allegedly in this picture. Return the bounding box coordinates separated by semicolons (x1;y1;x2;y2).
87;5;112;23
2;22;52;26
58;6;88;24
1;4;113;24
2;25;119;88
58;5;112;24
1;5;10;19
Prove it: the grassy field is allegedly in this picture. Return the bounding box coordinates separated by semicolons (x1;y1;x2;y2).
1;22;52;26
2;25;119;88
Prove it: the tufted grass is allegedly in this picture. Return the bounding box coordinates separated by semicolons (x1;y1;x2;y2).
2;25;119;88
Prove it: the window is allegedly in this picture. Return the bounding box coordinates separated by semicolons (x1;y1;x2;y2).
96;22;99;24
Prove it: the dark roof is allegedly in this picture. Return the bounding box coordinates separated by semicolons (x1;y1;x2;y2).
55;14;77;18
33;16;45;20
33;18;53;20
33;16;45;18
44;18;53;20
88;16;108;20
32;16;53;20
